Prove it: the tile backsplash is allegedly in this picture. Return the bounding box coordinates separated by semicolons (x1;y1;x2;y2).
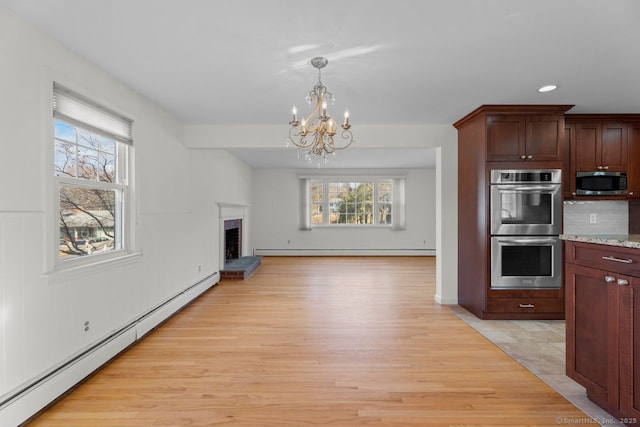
563;200;628;235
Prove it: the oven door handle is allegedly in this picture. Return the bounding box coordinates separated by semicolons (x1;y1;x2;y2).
495;185;559;192
497;238;558;244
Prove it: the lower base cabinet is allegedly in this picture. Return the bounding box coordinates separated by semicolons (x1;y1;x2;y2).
565;241;640;423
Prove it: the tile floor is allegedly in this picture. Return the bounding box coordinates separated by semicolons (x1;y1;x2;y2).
448;305;625;426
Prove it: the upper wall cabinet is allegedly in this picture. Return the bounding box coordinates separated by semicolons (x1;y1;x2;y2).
574;121;627;171
565;114;640;199
629;122;640;198
487;112;567;162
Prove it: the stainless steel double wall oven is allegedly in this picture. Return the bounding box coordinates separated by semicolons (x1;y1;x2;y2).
490;169;562;289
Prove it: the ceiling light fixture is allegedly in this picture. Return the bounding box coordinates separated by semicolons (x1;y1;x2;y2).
538;84;558;93
288;57;353;164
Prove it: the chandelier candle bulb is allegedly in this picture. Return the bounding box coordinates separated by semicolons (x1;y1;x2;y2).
292;105;297;123
343;110;349;127
321;101;327;117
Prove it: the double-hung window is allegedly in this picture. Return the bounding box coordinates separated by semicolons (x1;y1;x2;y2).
305;176;404;228
53;83;133;264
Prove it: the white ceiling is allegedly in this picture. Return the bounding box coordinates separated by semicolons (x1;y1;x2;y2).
2;0;639;169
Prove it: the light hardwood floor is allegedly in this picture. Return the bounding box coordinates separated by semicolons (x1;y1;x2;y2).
27;257;590;426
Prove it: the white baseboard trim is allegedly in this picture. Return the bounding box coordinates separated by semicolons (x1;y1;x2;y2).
0;273;219;427
254;248;436;256
434;294;459;305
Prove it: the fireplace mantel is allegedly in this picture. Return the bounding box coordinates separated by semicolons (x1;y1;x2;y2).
217;202;249;219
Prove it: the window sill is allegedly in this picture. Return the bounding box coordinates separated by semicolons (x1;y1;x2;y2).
44;251;143;285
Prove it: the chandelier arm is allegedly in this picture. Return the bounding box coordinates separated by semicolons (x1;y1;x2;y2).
336;129;354;150
288;127;310;149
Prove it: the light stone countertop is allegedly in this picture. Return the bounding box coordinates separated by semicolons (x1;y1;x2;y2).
560;234;640;249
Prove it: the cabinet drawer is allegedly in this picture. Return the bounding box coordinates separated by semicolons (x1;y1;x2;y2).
486;298;563;313
566;241;640;276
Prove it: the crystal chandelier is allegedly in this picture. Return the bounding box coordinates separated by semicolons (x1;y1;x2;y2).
288;57;354;164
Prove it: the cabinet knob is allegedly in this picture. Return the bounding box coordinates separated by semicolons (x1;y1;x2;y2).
603;165;609;170
597;166;603;170
604;275;616;283
520;155;526;160
617;279;629;286
629;192;635;196
572;192;577;196
527;155;533;159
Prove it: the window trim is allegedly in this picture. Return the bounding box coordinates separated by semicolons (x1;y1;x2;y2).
43;75;139;277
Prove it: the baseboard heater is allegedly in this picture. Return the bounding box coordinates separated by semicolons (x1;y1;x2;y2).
253;248;436;256
0;272;218;427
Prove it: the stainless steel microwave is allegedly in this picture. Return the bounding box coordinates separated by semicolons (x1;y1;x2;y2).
576;171;627;196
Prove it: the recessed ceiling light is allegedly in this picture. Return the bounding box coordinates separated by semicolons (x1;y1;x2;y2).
538;85;558;93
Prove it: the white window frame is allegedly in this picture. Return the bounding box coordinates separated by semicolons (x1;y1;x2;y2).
44;79;140;280
299;173;406;230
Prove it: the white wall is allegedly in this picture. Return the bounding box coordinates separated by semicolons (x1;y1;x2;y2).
250;168;436;255
0;6;252;423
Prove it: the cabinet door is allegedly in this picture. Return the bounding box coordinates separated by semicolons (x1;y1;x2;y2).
565;263;619;411
628;122;640;198
564;123;576;197
526;115;563;161
575;122;600;171
600;122;627;171
619;275;640;419
487;115;526;161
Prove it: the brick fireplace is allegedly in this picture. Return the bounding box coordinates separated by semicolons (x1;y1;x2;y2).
224;219;242;263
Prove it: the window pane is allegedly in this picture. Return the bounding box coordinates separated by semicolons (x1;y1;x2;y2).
59;186;118;260
54;140;76;177
77;154;99;180
378;181;392;192
311;181;323;202
100;137;116;154
78;128;100;150
54;120;76;142
99;152;115;182
379;203;392;224
311;203;323;225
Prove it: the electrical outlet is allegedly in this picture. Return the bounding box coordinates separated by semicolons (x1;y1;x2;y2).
197;265;202;272
589;213;597;224
84;320;90;332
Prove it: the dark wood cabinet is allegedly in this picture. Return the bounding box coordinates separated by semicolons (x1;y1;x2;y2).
573;121;627;172
628;122;640;198
454;105;572;320
565;262;619;413
620;275;640;419
565;240;640;421
564;123;576;198
487;113;564;162
565;115;640;200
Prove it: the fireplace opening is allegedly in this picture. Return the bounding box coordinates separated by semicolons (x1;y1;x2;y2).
224;219;242;263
